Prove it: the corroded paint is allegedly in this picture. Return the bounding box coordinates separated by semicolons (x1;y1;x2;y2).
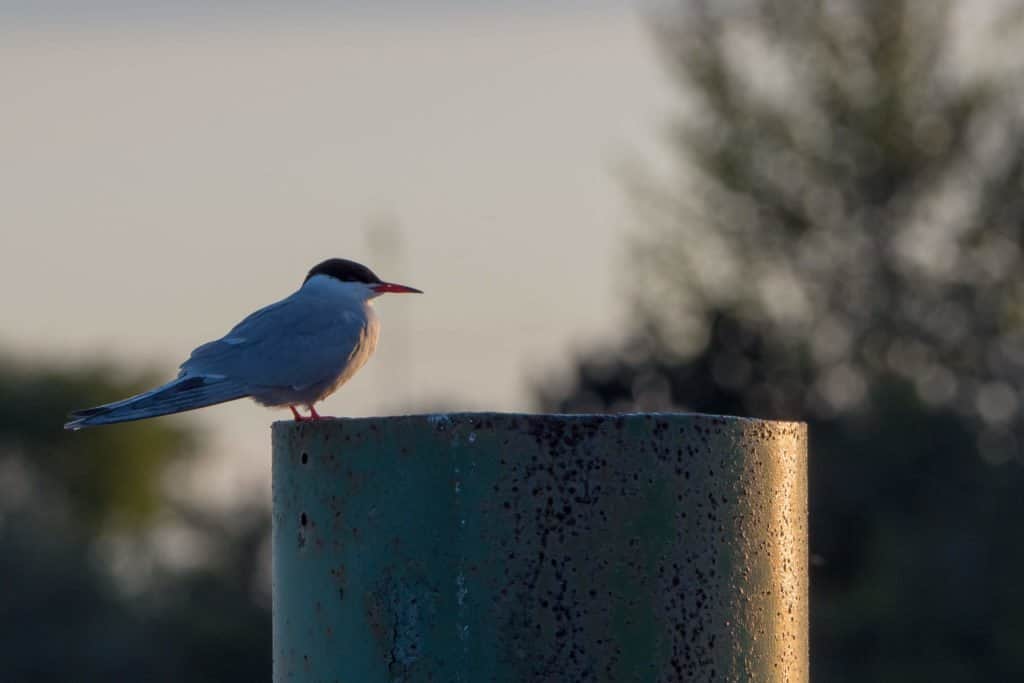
272;413;808;682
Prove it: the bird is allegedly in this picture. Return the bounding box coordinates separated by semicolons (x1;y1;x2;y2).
64;258;421;430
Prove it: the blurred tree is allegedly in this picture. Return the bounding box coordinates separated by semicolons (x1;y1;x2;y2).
0;358;201;529
0;359;270;681
538;1;1024;680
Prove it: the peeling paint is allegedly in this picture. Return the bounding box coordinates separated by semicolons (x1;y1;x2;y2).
426;414;453;429
455;572;468;608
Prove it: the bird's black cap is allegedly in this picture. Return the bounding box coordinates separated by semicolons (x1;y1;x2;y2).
304;258;382;285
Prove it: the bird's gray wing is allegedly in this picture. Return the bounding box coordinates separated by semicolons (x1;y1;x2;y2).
180;291;366;390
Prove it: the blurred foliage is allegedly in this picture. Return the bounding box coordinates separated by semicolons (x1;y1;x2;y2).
0;359;197;530
0;359;269;681
538;1;1024;680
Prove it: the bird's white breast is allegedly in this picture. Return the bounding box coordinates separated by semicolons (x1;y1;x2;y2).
344;307;380;382
313;294;380;402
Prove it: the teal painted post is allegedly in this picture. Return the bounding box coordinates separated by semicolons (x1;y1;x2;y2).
272;413;807;682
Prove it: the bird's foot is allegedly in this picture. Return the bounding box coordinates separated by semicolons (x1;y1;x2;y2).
289;405;323;421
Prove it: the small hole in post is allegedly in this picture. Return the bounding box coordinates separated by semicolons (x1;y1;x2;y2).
300;512;308;527
301;452;309;465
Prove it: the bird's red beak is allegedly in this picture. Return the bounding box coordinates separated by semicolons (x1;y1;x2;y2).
372;282;423;294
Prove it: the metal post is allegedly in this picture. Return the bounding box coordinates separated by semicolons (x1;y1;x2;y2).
272;413;807;682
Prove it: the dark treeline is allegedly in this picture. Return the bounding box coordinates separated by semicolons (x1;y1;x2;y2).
539;2;1024;680
0;361;270;681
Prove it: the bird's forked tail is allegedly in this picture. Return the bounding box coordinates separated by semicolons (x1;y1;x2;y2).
64;375;248;430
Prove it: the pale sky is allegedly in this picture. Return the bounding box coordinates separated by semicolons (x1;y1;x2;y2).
2;2;675;499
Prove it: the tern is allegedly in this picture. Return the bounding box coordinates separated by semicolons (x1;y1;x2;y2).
64;258;421;430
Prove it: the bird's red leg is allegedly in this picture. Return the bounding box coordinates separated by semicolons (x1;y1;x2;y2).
308;405;322;420
290;406;307;422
